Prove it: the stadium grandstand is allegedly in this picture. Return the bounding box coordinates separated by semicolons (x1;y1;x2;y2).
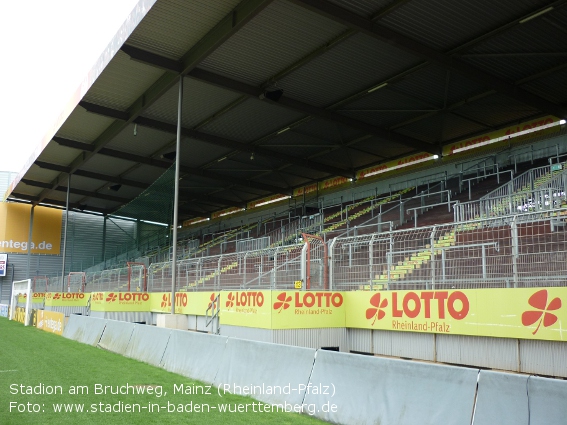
2;0;567;423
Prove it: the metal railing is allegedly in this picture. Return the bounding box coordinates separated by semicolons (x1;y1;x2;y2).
330;208;567;291
482;162;566;202
40;208;567;293
461;169;514;200
147;243;304;292
455;167;567;222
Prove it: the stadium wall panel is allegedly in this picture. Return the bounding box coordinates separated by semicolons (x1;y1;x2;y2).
62;314;107;346
347;328;372;353
97;319;136;355
519;339;567;378
214;337;316;406
473;371;529;425
272;328;348;352
160;330;228;384
304;349;478;425
526;375;567;425
371;329;435;361
44;306;89;317
90;311;152;323
436;334;519;372
124;324;171;366
220;324;273;342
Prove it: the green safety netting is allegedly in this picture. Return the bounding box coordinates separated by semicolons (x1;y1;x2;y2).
110;165;175;225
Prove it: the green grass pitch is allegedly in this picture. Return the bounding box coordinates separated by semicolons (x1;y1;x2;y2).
0;318;325;424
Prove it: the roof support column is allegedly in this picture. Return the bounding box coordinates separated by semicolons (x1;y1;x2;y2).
26;206;35;280
171;76;183;314
61;174;71;291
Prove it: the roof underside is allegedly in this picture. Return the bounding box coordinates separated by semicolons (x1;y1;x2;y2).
10;0;567;223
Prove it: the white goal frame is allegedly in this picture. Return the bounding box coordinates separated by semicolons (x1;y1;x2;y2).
10;279;32;326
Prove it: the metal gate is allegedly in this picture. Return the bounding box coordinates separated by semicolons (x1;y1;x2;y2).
301;233;328;290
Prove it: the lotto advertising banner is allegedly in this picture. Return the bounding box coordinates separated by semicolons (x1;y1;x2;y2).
36;310;65;335
150;292;219;315
221;291;346;329
345;287;567;342
18;293;46;305
271;291;345;329
349;116;560;184
90;292;150;312
221;291;273;329
356;152;435;181
44;293;90;307
0;203;62;254
443;115;559;157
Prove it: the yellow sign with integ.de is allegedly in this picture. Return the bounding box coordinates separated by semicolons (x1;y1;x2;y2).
0;203;62;254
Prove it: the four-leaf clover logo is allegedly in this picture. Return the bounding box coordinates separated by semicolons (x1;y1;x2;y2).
225;292;234;309
208;293;218;309
366;293;388;326
53;293;61;300
522;290;562;335
160;294;168;308
273;292;292;313
106;293;117;303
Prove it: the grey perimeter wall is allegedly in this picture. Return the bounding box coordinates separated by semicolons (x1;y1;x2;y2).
220;325;567;379
58;315;567;425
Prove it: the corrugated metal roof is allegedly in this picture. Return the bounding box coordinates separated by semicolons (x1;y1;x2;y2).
451;93;540;128
256;130;336;156
200;98;306;142
178;137;233;168
9;0;567;220
343;85;433;110
379;0;551;51
326;0;394;18
124;165;176;185
12;182;43;198
522;67;567;105
56;107;115;143
82;51;165;111
78;155;139;176
460;17;567;82
67;175;111;193
142;77;243;128
22;166;60;184
314;147;358;169
288;119;365;144
354;136;414;159
462;54;564;83
106;124;175;157
340;109;426;130
35;144;82;167
199;0;348;86
279;32;421;108
127;0;242;60
394;111;488;143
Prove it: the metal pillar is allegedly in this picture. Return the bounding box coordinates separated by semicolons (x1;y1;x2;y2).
430;226;437;290
61;174;71;291
171;76;183;314
26;206;35;279
102;216;107;268
511;217;519;288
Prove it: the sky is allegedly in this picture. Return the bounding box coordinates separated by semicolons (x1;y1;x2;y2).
0;0;140;175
